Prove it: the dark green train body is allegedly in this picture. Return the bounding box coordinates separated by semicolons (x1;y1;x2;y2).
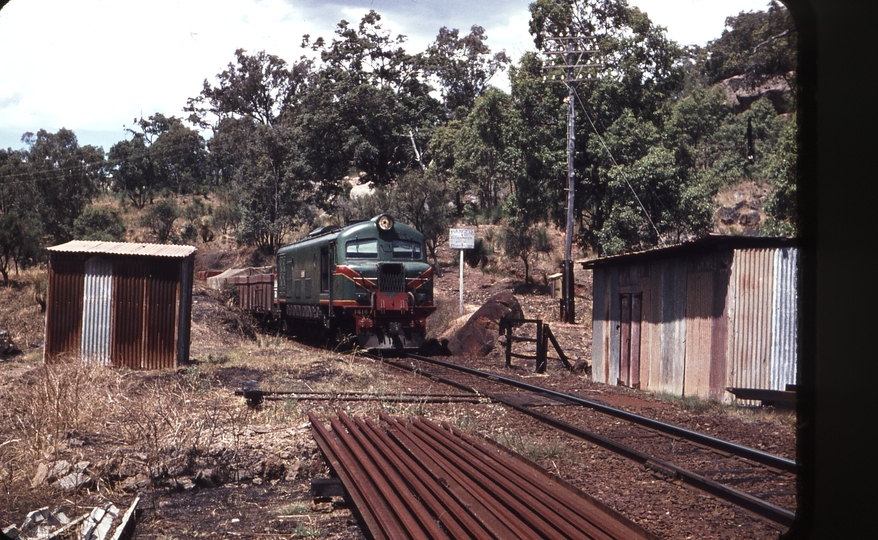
274;214;435;350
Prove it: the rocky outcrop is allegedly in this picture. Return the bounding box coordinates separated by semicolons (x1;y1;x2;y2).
446;292;524;357
718;73;793;114
716;183;770;236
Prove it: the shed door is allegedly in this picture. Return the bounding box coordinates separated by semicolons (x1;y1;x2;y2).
619;293;642;388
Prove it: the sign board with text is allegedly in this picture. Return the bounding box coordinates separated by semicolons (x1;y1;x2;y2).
449;228;475;250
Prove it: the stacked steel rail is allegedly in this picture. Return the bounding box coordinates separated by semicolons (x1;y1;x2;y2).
310;410;656;540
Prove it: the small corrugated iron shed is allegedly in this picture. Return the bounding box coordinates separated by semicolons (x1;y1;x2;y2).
45;241;197;369
581;235;797;404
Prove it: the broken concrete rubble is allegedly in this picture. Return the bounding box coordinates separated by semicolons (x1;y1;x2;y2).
1;497;138;540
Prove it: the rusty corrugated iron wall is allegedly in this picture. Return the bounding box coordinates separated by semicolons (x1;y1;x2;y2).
45;255;85;363
587;238;797;403
45;242;195;369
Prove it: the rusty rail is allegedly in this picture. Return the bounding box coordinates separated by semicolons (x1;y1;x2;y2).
385;353;796;527
404;353;796;473
236;388;487;406
309;411;656;539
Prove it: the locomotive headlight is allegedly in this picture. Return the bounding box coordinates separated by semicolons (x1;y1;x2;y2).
377;214;394;231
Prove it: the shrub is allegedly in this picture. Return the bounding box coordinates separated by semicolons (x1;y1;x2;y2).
141;199;180;243
72;206;126;242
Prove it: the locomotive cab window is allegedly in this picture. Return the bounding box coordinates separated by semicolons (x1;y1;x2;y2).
346;239;378;259
391;240;422;260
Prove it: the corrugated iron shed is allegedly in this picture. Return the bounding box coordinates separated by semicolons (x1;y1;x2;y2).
44;241;196;369
582;235;798;404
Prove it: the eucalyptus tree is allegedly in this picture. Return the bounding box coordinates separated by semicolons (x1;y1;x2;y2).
507;52;568;227
528;0;690;255
21;128;105;244
108;113;206;208
304;10;443;186
424;25;511;118
108;136;155;209
0;148;42;284
760;114;797;236
141;114;207;194
702;0;796;89
186;48;317;251
453;88;524;214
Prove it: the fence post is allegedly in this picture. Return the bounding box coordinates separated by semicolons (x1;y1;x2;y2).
504;320;513;368
535;321;546;373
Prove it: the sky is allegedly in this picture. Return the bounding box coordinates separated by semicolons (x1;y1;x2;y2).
0;0;776;153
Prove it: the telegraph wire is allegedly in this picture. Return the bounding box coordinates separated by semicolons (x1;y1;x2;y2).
570;84;666;247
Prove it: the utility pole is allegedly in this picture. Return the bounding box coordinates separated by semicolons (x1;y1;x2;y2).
543;35;600;324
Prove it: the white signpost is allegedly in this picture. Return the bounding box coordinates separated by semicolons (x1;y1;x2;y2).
449;228;475;315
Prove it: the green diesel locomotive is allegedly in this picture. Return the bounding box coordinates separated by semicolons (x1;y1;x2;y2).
274;214;435;350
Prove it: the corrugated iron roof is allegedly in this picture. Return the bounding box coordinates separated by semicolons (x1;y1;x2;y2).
48;241;197;258
578;234;797;269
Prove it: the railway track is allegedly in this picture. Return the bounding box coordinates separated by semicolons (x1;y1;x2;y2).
370;352;797;528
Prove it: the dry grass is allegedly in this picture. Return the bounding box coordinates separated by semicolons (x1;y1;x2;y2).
0;268;47;358
654;392;797;427
490;429;568;462
0;360;255;518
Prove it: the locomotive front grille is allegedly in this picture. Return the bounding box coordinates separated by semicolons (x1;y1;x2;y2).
378;263;405;292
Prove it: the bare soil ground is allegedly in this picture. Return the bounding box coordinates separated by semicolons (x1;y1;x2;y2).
0;237;796;539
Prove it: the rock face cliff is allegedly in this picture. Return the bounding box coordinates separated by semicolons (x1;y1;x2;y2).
714;181;771;237
718;72;794;114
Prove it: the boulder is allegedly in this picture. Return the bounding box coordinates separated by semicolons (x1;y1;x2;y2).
716;206;740;226
738;210;762;228
446;293;524;356
262;455;285;480
0;330;21;356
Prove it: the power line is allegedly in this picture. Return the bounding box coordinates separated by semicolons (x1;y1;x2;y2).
571;87;665;246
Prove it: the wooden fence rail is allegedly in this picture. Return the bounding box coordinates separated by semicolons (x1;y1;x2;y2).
499;317;572;373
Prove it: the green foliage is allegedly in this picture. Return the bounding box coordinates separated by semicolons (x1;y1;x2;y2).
178;222;199;244
702;1;796;87
108;136;154;209
183;197;209;222
188;49;321;250
347;170;452;268
2;3;798;267
73;206;126;242
304;11;443;186
761;115;797;236
464;237;490;269
0;149;43;283
141;199;180;244
454;89;523;211
0;212;42;285
109;114;207;209
21;129;104;244
534;226;552;255
501;220;553;283
212;201;242;236
424;25;511;116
